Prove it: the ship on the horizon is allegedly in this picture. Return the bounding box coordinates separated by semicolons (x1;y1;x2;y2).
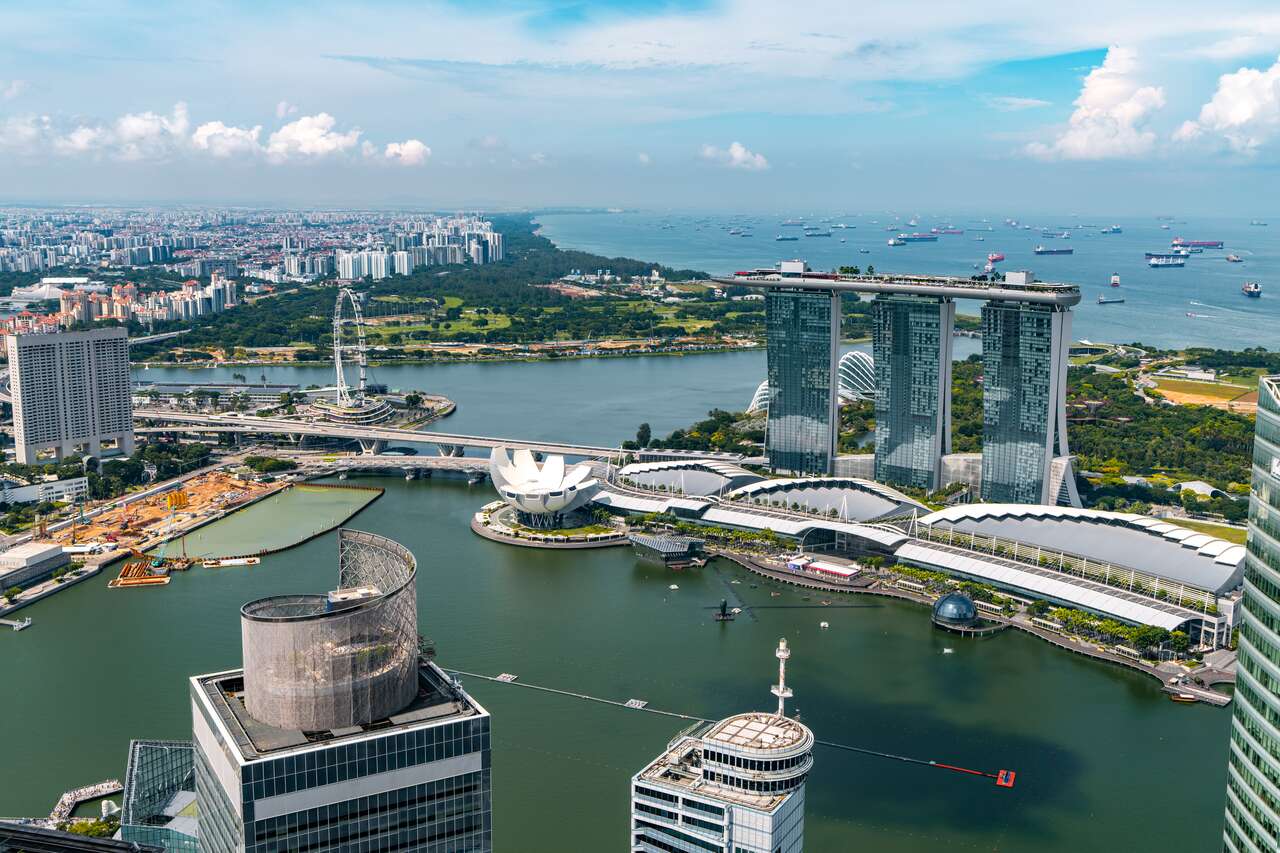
1110;273;1121;287
1098;294;1125;304
1172;237;1224;249
1149;255;1187;268
1035;245;1074;255
1251;220;1268;226
780;219;806;227
1243;281;1263;297
804;229;832;237
1100;225;1122;234
897;232;939;242
775;234;799;242
1146;250;1190;260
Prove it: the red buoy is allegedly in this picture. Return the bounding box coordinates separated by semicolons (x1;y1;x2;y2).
996;769;1017;788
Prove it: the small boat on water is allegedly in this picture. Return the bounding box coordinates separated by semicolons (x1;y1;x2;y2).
1227;254;1243;263
1110;272;1121;287
1243;281;1262;297
987;252;1005;262
887;237;906;246
202;556;262;569
1170;693;1198;704
858;248;870;254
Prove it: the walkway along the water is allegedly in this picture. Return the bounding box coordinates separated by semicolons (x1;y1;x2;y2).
710;550;1231;707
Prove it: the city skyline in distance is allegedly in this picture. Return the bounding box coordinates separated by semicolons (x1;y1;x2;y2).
2;1;1280;212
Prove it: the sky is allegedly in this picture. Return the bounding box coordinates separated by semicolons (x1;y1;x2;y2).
3;1;1280;213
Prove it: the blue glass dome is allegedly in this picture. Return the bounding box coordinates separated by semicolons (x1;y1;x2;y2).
932;592;979;626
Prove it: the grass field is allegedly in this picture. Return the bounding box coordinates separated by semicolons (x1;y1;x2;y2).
1153;377;1251;401
1171;517;1248;545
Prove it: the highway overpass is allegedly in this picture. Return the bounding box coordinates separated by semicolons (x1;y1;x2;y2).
133;408;623;458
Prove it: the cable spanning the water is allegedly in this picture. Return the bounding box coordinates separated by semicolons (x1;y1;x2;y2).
445;669;1013;786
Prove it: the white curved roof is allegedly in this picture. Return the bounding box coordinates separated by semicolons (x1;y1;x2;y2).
897;543;1192;630
747;379;770;414
726;477;923;522
918;503;1245;594
620;459;760;481
838;350;875;401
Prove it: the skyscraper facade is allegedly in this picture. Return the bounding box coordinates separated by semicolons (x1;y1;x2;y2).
7;326;134;464
979;300;1073;504
193;530;492;853
1224;376;1280;852
872;294;955;491
764;287;840;475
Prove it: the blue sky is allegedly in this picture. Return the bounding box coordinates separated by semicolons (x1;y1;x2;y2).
2;1;1280;212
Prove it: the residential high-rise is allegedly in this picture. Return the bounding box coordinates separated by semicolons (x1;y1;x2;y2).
7;327;134;464
193;529;492;853
1223;375;1280;852
630;639;813;853
871;293;955;491
764;267;840;475
979;288;1077;505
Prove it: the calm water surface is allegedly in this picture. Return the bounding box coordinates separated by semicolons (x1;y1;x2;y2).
1;478;1229;850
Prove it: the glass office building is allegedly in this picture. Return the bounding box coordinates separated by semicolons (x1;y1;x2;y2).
765;287;840;475
193;661;492;853
979;301;1072;504
120;740;200;852
871;294;954;491
1224;376;1280;852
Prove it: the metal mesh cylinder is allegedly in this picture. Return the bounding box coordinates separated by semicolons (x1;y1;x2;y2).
241;529;419;731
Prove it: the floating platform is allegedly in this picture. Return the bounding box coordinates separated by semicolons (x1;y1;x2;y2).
107;559;172;588
202;556;262;569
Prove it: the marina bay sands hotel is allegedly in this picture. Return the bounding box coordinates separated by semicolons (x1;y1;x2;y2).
719;261;1082;506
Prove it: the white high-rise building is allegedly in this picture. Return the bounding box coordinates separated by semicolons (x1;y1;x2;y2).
392;250;413;276
630;639;813;853
7;327;134;464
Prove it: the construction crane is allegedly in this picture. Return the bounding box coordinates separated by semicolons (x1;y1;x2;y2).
150;489;189;569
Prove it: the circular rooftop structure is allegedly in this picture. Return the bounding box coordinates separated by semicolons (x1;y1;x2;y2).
932;592;979;627
240;529;419;731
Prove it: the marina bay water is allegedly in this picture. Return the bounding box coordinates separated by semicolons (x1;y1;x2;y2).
0;476;1230;850
535;211;1280;349
0;352;1229;849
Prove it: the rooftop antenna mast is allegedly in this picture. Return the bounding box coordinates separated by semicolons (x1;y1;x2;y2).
771;638;793;718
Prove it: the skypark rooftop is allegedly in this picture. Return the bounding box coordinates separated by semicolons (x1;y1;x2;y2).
717;263;1081;307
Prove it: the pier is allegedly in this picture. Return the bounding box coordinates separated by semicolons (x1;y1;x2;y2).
49;779;122;823
0;617;31;631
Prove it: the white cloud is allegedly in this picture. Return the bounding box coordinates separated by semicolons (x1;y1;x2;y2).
55;125;106;155
1;80;26;100
637;151;651;165
1025;46;1165;160
700;141;768;170
275;100;299;119
986;95;1051;111
0;114;50;150
1174;55;1280;152
1190;36;1273;61
361;140;377;158
528;151;547;165
191;121;262;157
265;113;361;160
384;138;430;165
469;134;506;150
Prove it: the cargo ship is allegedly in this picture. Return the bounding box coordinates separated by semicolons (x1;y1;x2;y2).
1100;225;1122;234
1149;255;1187;268
1098;295;1125;304
804;229;832;237
887;237;906;246
898;232;938;242
1171;237;1224;248
1034;245;1074;255
1146;250;1189;260
987;252;1005;262
1110;273;1121;287
775;234;799;242
780;219;805;227
1243;281;1262;297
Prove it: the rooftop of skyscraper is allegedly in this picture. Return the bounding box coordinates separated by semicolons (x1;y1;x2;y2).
193;661;486;763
